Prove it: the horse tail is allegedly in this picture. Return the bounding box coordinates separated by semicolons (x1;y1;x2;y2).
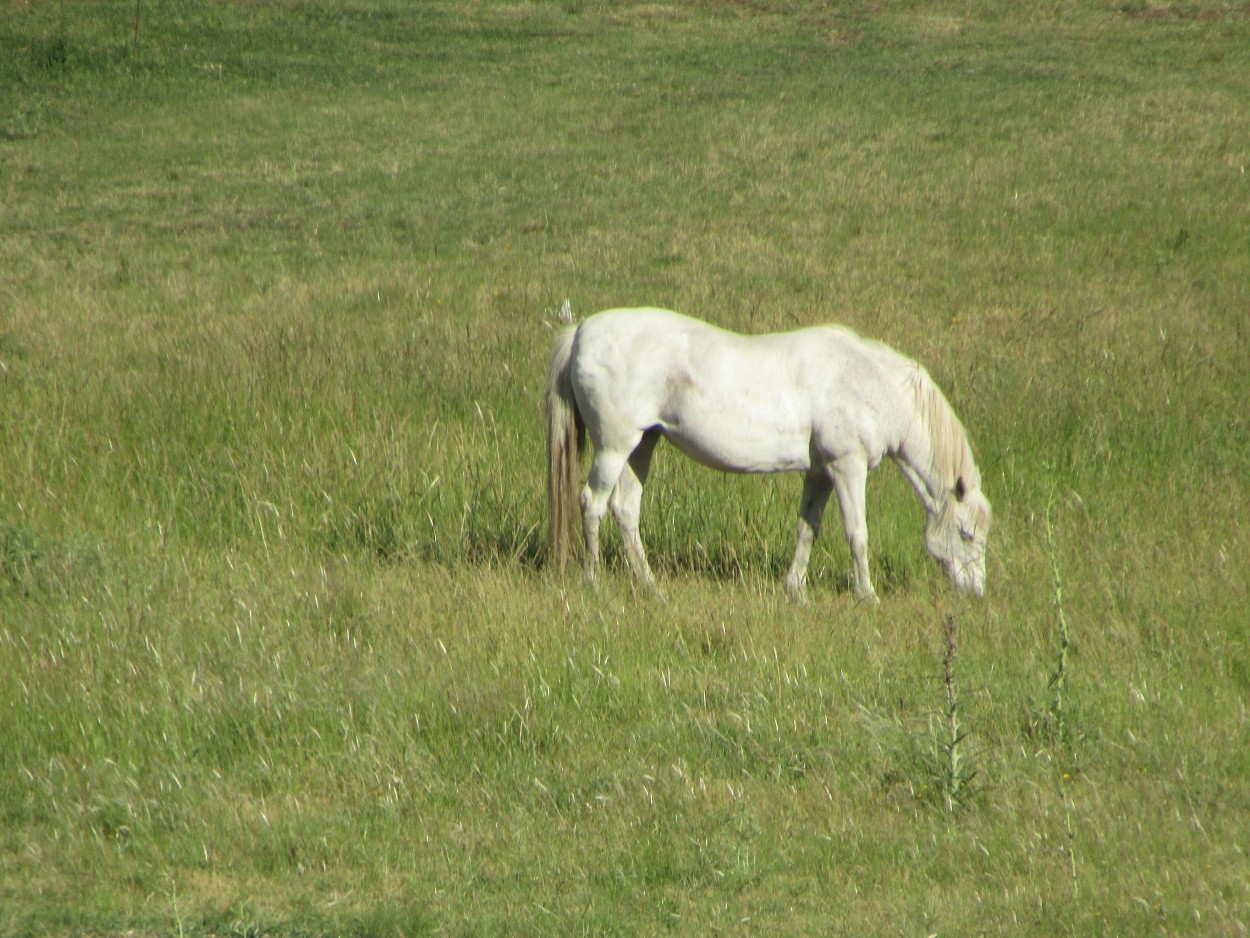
546;324;584;572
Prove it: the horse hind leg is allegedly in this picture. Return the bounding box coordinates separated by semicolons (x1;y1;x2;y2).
784;471;833;599
581;449;629;584
609;430;660;588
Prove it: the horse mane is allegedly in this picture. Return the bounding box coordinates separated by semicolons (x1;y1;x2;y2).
905;364;980;493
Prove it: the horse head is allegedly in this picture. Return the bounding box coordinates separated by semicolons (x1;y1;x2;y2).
925;476;992;597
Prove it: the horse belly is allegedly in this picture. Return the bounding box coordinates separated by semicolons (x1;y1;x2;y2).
659;402;812;474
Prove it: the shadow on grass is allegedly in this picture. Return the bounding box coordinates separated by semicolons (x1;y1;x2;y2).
317;493;925;595
0;524;102;599
321;495;546;571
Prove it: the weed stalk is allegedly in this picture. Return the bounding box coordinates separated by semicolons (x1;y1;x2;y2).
941;613;973;813
1045;500;1080;895
134;0;144;62
1045;502;1072;746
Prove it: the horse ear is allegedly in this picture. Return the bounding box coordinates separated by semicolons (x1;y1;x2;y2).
954;476;967;502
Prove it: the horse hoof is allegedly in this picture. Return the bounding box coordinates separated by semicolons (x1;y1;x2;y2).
783;581;808;605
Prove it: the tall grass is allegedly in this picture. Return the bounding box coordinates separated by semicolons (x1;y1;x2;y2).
2;0;1249;934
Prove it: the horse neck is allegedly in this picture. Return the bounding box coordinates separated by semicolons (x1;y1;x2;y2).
895;428;946;516
893;368;973;514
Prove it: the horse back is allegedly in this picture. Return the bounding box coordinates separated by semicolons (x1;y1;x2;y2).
569;309;908;472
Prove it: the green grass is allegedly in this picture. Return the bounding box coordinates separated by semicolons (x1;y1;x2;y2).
2;0;1249;934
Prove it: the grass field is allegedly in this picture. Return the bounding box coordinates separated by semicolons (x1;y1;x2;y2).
2;0;1249;934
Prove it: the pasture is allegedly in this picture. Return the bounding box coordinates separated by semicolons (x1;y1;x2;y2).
2;0;1248;934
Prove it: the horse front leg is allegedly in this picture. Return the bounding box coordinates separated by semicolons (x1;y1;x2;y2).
829;457;878;603
784;471;833;599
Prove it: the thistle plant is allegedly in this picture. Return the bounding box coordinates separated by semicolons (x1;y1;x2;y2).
1045;501;1073;747
939;613;977;813
1045;501;1081;894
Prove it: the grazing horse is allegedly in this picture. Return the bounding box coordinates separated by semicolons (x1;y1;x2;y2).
546;308;991;600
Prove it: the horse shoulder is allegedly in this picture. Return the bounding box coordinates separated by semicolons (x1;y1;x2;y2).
800;333;910;464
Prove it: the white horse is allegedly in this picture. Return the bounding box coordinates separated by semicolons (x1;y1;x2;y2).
546;308;992;601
